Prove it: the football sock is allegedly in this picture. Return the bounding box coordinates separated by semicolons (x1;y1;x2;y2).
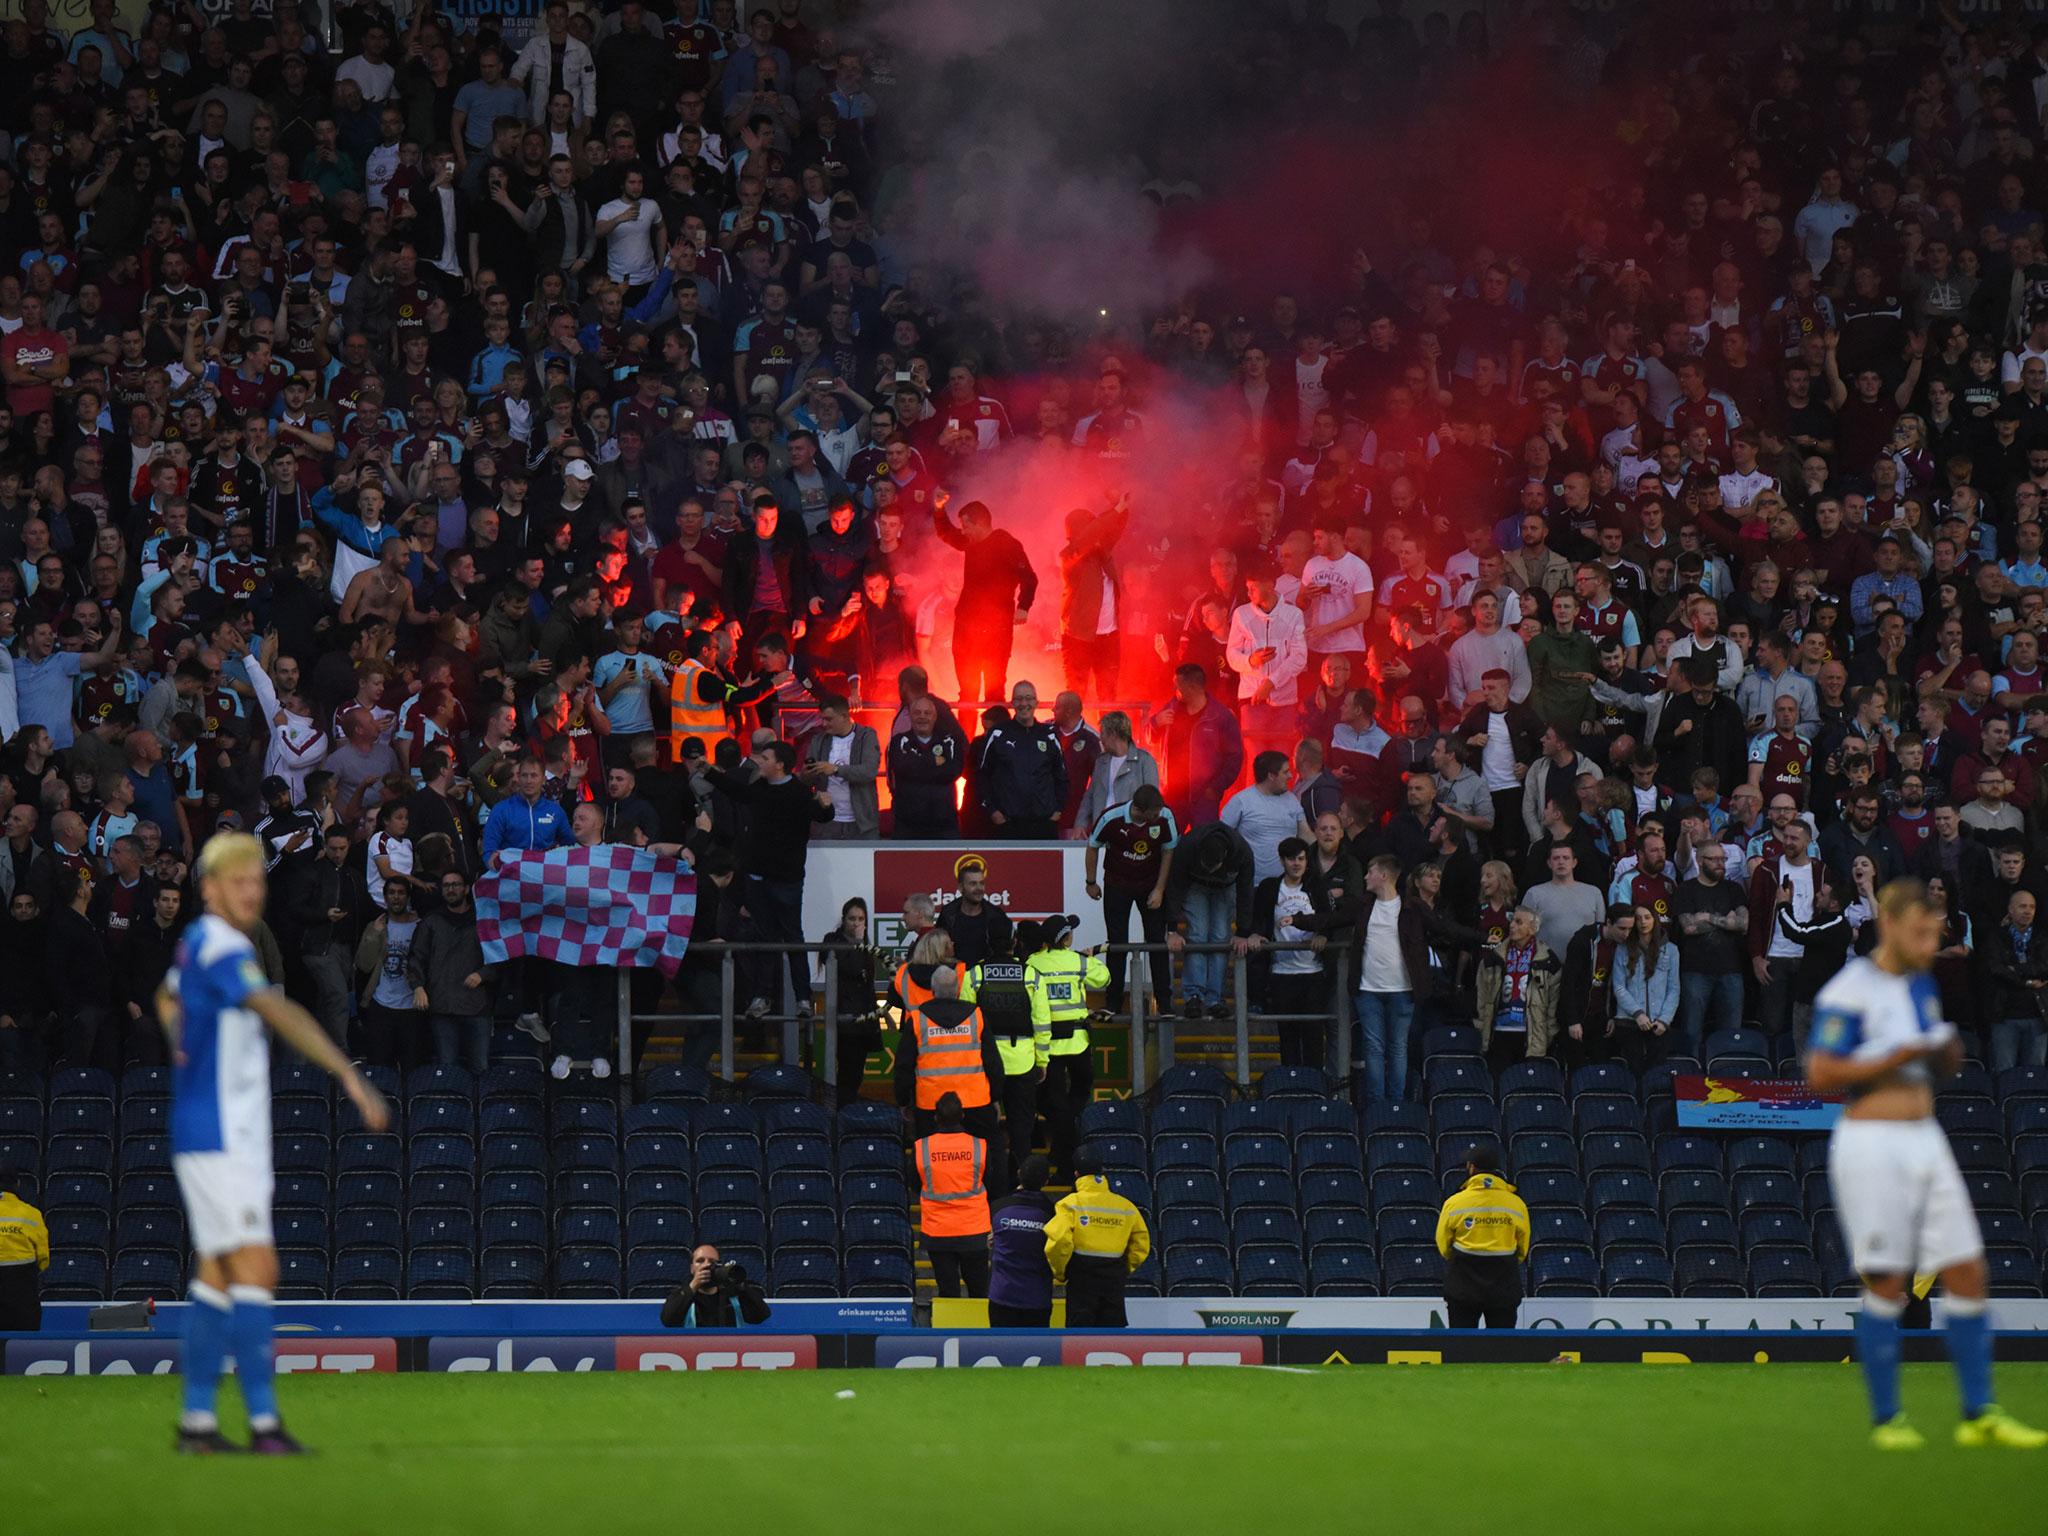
228;1284;280;1433
1855;1289;1905;1426
179;1282;232;1432
1941;1294;1994;1419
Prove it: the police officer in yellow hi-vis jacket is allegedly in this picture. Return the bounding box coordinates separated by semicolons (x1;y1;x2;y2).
1434;1146;1532;1329
0;1165;50;1331
1045;1146;1152;1327
1026;914;1111;1183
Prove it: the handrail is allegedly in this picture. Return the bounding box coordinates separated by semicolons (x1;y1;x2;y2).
616;938;1356;1095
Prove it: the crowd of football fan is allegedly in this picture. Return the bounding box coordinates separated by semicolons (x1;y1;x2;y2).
4;2;2048;1102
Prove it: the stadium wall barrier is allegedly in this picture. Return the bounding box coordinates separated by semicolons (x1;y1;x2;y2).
31;1298;915;1337
800;842;1106;952
15;1330;2048;1374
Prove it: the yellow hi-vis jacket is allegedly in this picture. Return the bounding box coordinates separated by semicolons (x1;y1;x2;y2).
1044;1174;1151;1282
1434;1173;1531;1261
0;1191;49;1269
961;959;1047;1076
1026;946;1111;1057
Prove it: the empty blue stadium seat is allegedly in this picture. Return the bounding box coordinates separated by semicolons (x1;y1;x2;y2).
121;1136;169;1174
411;1098;477;1140
1675;1247;1746;1296
1380;1244;1445;1295
1370;1168;1437;1212
50;1067;115;1106
114;1207;183;1253
552;1099;619;1141
841;1209;912;1257
558;1135;624;1174
1604;1252;1675;1295
1508;1133;1578;1177
1376;1208;1437;1250
1420;1024;1482;1061
1984;1247;2045;1297
1432;1094;1500;1138
556;1169;622;1210
1586;1169;1656;1213
111;1250;180;1300
1309;1247;1379;1295
1363;1102;1431;1138
1154;1169;1223;1210
49;1209;109;1255
555;1249;623;1297
1749;1251;1823;1296
481;1205;548;1250
770;1207;837;1252
1501;1095;1571;1140
1969;1170;2022;1213
626;1134;691;1177
1077;1099;1146;1139
335;1205;402;1254
1152;1098;1224;1140
276;1249;330;1299
1660;1170;1729;1216
1516;1169;1585;1210
1162;1243;1232;1294
698;1207;767;1252
1569;1063;1635;1099
1653;1135;1721;1177
408;1249;476;1298
113;1098;166;1141
1154;1134;1221;1172
1731;1170;1802;1214
1301;1168;1369;1212
769;1170;834;1209
43;1135;111;1176
1084;1133;1148;1170
338;1133;402;1175
118;1171;181;1211
1937;1099;2001;1137
1231;1208;1303;1253
844;1250;914;1295
643;1065;714;1103
1154;1064;1232;1103
1295;1132;1361;1175
1498;1059;1565;1101
1425;1058;1492;1102
696;1171;762;1211
741;1064;816;1102
1581;1132;1651;1173
1287;1097;1359;1137
1303;1206;1372;1253
627;1247;690;1297
763;1100;832;1141
1529;1245;1599;1296
765;1137;835;1176
271;1207;328;1254
1226;1170;1295;1214
42;1250;107;1299
1222;1101;1290;1141
1593;1208;1664;1256
1257;1065;1331;1100
1237;1247;1308;1295
481;1100;545;1139
409;1135;475;1175
1224;1134;1290;1173
1740;1209;1810;1254
840;1171;909;1213
1159;1207;1227;1250
691;1102;763;1142
771;1251;840;1296
1728;1136;1797;1174
1573;1095;1641;1136
1666;1208;1737;1256
481;1169;545;1210
481;1246;548;1298
272;1098;332;1138
1107;1170;1153;1211
1532;1207;1592;1248
42;1172;112;1214
1365;1132;1431;1172
409;1207;477;1253
837;1136;903;1174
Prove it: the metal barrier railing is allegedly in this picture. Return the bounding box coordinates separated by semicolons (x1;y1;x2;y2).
610;939;1354;1100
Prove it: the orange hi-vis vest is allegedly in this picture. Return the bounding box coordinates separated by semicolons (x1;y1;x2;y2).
908;1000;992;1110
916;1132;990;1239
892;959;964;1018
667;657;727;761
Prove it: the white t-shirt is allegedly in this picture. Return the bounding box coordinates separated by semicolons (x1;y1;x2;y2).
599;198;661;285
825;730;855;823
1480;711;1519;790
1273;881;1320;975
1299;553;1373;653
1766;860;1815;958
1361;897;1409;992
367;832;414;909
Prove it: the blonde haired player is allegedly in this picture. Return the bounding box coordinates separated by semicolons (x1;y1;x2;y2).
159;833;389;1454
1807;878;2045;1451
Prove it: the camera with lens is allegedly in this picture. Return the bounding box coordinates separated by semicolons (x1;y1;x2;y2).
712;1260;746;1289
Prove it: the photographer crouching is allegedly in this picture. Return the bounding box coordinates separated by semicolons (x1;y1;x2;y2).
660;1245;772;1328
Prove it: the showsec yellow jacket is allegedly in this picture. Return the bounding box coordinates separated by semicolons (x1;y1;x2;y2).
1044;1174;1152;1281
1434;1173;1531;1260
0;1191;50;1270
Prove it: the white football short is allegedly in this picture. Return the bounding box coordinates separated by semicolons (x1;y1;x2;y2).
1827;1118;1983;1277
173;1152;276;1259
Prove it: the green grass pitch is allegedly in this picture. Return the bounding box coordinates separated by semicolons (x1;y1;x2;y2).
3;1365;2045;1533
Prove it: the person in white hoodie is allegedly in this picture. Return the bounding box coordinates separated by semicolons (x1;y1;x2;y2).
1227;555;1308;767
245;634;328;801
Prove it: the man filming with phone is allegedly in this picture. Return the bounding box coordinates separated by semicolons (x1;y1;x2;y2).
660;1243;771;1327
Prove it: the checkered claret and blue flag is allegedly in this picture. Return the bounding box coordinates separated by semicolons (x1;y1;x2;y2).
475;846;696;975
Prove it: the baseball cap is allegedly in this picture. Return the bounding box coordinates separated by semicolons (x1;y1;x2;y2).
563;459;594;482
1040;913;1081;946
